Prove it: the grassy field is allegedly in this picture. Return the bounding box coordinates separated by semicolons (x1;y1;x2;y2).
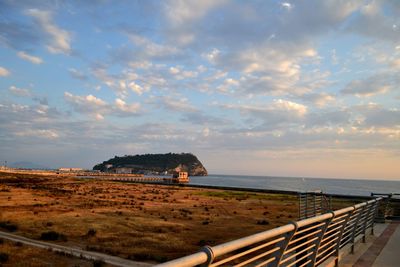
0;171;359;265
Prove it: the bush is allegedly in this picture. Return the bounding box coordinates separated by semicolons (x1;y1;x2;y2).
257;220;270;225
92;259;105;267
0;252;9;263
87;228;97;237
40;231;67;241
0;221;18;232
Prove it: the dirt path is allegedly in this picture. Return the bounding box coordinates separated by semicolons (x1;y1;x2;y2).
0;231;152;267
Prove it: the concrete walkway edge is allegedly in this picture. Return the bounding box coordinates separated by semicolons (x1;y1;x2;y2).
0;231;152;267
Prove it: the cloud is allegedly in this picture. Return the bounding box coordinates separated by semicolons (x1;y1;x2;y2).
221;99;308;131
17;51;43;64
163;0;227;45
9;85;31;97
341;73;396;97
68;68;88;81
0;66;10;77
114;98;140;114
300;93;335;107
158;96;197;113
26;9;71;54
64;92;141;118
281;2;293;11
355;103;400;128
126;32;179;59
64;92;107;114
346;1;400;43
0;20;39;50
91;65;148;98
15;129;59;139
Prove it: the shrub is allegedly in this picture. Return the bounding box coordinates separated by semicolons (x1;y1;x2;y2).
40;231;67;241
0;221;18;232
0;252;9;263
92;259;105;267
87;228;97;237
257;220;270;225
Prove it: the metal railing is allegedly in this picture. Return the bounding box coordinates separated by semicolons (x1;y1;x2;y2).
156;197;382;267
371;193;400;221
298;191;331;220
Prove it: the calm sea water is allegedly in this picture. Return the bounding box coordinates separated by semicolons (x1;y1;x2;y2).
189;175;400;196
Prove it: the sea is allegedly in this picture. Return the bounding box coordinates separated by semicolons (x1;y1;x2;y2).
188;174;400;197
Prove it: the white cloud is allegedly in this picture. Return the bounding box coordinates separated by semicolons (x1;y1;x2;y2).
15;129;59;139
17;51;43;64
128;33;178;58
114;98;140;114
26;9;71;54
0;66;10;77
281;2;293;10
95;113;104;121
301;93;336;107
92;66;149;98
128;81;144;95
64;92;107;114
169;66;180;74
9;85;31;97
272;99;308;117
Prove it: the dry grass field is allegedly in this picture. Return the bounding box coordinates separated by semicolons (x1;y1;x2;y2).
0;171;358;265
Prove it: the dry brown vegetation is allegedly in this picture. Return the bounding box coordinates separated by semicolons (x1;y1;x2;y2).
0;172;357;265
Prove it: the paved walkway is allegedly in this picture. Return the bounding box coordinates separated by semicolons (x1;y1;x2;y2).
341;222;400;267
0;231;151;267
372;221;400;267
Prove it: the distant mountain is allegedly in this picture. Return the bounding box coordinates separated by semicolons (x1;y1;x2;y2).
9;161;50;170
93;153;208;176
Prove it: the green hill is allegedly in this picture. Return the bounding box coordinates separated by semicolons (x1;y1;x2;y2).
93;153;208;176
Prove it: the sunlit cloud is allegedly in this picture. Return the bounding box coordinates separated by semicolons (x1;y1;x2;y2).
17;51;43;64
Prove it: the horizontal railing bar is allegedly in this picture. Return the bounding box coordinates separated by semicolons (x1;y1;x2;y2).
294;222;326;236
253;256;276;267
210;224;295;257
281;244;316;264
299;259;312;267
233;247;280;267
289;230;322;245
319;236;339;251
296;213;333;228
324;224;344;236
210;237;284;266
285;236;318;254
321;232;339;245
155;251;208;267
286;251;314;267
316;249;336;265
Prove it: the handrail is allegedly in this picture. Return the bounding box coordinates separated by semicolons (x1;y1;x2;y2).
156;197;382;267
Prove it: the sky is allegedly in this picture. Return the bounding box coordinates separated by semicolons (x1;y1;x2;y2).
0;0;399;180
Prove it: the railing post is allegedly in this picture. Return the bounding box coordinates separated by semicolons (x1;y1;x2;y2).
350;204;364;253
334;209;353;267
362;201;373;243
275;222;298;267
309;213;333;267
